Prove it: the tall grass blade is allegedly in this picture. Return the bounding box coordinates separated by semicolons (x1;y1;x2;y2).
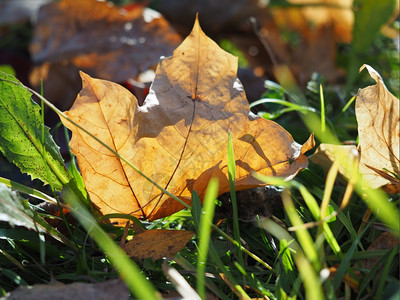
341;95;356;113
375;245;398;300
354;177;399;235
197;178;218;300
282;190;320;270
319;84;326;133
227;131;244;267
259;217;324;300
332;224;370;291
0;177;57;204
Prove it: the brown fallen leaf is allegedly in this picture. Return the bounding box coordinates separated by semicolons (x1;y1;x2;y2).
356;64;400;192
268;1;350;85
62;18;314;222
29;0;181;110
5;279;129;300
123;229;194;260
0;0;51;25
362;231;400;269
272;0;354;43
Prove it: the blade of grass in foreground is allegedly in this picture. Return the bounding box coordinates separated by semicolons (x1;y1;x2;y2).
319;84;326;133
0;176;57;204
332;223;371;291
227;131;244;268
192;191;250;300
196;178;218;300
282;190;320;271
63;186;159;300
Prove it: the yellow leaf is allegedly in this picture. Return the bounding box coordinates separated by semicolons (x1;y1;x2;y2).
62;18;314;222
356;64;400;191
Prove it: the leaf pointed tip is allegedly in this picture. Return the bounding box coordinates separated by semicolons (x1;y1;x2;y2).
192;13;202;33
359;64;383;84
79;70;91;80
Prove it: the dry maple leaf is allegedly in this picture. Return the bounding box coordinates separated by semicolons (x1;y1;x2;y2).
356;64;400;191
62;18;314;222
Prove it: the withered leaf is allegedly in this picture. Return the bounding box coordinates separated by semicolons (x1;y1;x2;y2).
272;0;354;43
62;18;314;222
356;65;400;191
362;231;400;269
6;279;129;300
29;0;181;109
123;230;194;260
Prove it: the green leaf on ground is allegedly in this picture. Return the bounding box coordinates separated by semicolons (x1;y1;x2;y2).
0;72;70;191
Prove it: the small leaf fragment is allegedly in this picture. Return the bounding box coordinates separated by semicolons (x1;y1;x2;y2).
123;229;194;260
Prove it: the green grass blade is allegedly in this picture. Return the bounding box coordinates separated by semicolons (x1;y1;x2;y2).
249;98;316;114
322;222;342;257
211;224;273;271
347;0;397;88
192;184;250;299
208;243;250;300
227;131;244;267
0;72;70;191
63;186;159;300
357;245;399;297
319;84;326;133
355;178;399;235
259;217;324;300
197;178;218;300
191;191;202;232
341;95;356;113
332;224;370;290
375;245;398;300
282;190;320;270
295;252;324;300
0;176;57;204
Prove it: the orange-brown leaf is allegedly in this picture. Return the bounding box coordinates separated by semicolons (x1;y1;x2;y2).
271;0;354;43
356;65;400;190
29;0;181;110
123;230;194;260
62;18;314;222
